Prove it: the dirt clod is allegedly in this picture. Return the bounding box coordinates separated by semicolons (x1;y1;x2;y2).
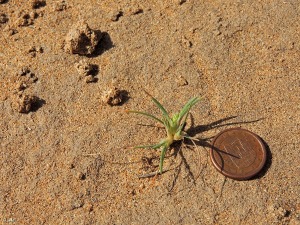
64;20;101;55
0;13;8;24
18;66;31;76
101;87;126;106
28;46;43;57
268;204;290;221
17;11;35;27
16;67;38;88
176;75;188;86
83;203;93;212
16;94;39;113
76;172;86;180
54;0;67;11
110;11;123;21
75;60;98;83
31;0;46;9
85;75;97;83
71;199;84;210
14;67;38;97
75;60;94;76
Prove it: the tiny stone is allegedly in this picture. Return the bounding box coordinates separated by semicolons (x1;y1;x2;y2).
72;200;84;209
176;75;188;86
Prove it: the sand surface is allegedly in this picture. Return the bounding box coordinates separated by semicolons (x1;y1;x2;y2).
1;0;299;224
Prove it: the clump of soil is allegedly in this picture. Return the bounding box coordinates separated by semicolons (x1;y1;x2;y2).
110;11;123;22
28;46;43;57
176;75;188;86
268;204;290;222
0;13;8;24
74;59;98;83
75;59;94;76
15;94;39;113
64;20;101;55
15;67;38;92
53;0;67;11
17;11;37;27
101;87;127;106
31;0;46;9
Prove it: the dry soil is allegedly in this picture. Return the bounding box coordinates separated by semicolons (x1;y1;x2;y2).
0;0;299;224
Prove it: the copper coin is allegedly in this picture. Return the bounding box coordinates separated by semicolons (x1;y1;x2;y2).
210;128;266;180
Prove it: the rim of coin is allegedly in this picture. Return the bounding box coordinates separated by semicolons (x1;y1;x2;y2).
210;127;267;180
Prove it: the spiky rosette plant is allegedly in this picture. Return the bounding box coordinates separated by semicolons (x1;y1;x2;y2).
127;93;200;174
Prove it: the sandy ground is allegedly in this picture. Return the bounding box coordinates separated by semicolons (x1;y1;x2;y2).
0;0;300;224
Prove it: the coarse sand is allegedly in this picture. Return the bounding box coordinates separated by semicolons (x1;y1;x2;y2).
0;0;299;224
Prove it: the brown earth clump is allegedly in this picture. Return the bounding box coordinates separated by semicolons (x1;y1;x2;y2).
64;20;101;55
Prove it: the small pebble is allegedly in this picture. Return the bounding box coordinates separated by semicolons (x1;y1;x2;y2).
176;75;188;86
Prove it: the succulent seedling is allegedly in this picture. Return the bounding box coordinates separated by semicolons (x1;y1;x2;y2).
127;92;200;174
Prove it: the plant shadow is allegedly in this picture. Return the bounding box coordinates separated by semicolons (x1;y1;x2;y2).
167;115;271;192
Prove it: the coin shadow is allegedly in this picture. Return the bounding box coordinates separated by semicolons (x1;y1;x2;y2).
186;115;272;180
165;115;269;192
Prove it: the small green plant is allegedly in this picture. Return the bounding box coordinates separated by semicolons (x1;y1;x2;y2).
127;92;200;174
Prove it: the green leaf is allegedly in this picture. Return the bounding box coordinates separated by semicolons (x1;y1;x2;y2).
150;96;171;121
127;110;164;125
178;97;200;124
134;140;166;150
159;145;168;174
